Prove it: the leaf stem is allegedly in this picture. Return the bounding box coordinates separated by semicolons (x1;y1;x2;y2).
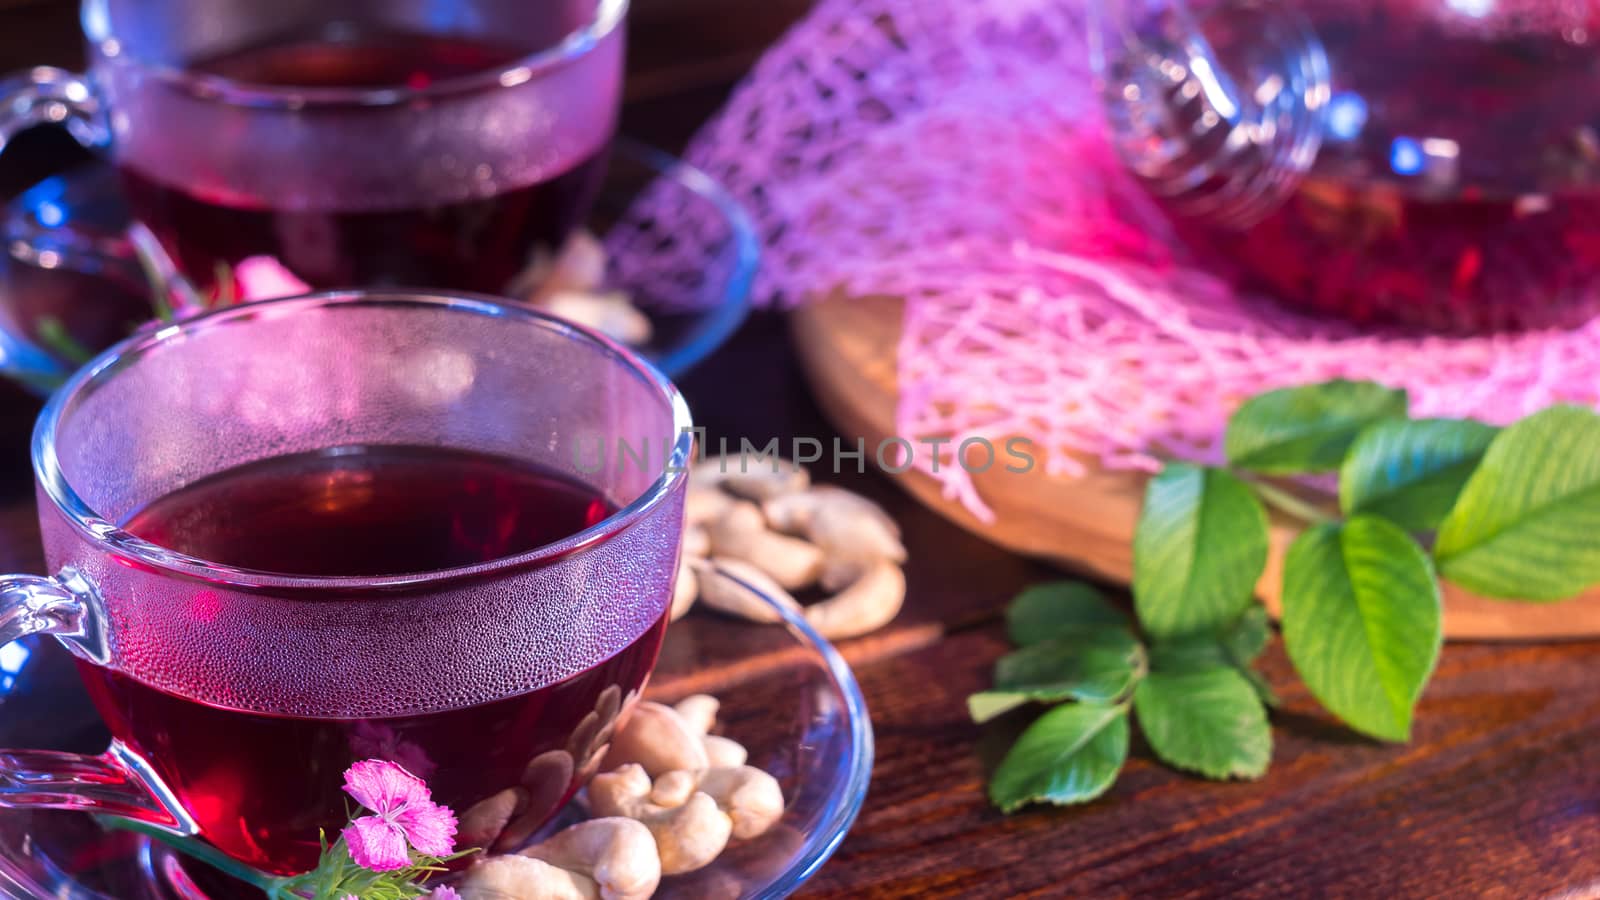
97;816;287;893
1243;477;1333;525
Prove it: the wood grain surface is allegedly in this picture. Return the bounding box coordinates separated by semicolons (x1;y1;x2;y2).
2;2;1599;897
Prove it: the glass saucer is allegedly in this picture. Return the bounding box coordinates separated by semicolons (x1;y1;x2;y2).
0;583;872;899
0;139;755;394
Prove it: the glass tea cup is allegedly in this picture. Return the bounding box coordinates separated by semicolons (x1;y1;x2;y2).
0;0;626;294
0;291;692;875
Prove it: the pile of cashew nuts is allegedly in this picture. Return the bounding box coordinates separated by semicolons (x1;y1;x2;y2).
458;694;783;900
450;452;901;894
510;231;654;347
674;455;908;641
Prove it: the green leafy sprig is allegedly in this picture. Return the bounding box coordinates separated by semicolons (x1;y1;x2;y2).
972;380;1600;811
107;817;472;899
23;248;240;391
275;829;474;900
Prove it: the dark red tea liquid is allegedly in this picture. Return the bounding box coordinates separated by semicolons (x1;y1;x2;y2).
79;445;665;875
1173;3;1600;332
118;29;607;293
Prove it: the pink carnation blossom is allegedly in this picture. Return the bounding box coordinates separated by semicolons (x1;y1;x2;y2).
429;888;462;900
340;759;459;872
234;255;311;302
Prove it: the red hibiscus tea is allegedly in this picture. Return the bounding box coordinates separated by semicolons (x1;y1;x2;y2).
114;28;611;291
81;445;668;875
1161;1;1600;332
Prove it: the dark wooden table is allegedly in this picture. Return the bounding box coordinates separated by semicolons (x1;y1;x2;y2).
3;2;1600;897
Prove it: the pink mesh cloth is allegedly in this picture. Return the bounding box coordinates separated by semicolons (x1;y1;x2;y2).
618;0;1600;521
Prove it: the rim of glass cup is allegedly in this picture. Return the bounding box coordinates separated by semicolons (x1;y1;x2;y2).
78;0;630;108
733;571;875;899
31;290;695;593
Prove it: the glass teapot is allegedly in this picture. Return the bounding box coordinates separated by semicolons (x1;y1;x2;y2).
1092;0;1600;332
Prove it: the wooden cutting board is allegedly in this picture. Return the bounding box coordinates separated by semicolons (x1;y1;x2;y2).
790;293;1600;640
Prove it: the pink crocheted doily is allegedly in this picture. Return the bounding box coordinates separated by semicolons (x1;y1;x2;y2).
612;0;1600;522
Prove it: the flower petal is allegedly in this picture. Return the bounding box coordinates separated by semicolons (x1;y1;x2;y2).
343;815;412;872
234;256;311;302
343;758;430;816
428;888;462;900
396;799;459;857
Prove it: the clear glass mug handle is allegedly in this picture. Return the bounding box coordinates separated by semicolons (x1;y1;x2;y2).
0;569;196;833
0;66;161;392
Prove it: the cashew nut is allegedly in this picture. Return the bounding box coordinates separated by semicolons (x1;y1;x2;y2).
540;291;653;346
508;231;607;304
705;501;766;558
671;695;748;767
764;486;906;564
509;232;653;346
650;766;785;840
693;557;803;624
519;817;662;900
707;501;824;590
684;524;711;559
671;557;697;622
458;853;597;900
672;695;720;735
700;735;748;769
685;487;733;527
601;701;709;776
803;558;907;640
680;459;908;640
588;764;733;875
691;455;809;500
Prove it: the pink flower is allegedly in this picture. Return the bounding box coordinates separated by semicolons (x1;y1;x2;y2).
340;759;459;872
428;889;462;900
234;255;311;302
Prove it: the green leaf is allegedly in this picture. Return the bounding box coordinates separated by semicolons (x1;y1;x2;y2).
34;317;95;365
1006;581;1127;645
993;627;1144;704
1225;380;1408;474
1133;667;1271;779
1237;666;1279;708
1280;517;1442;742
1150;642;1278;708
1340;418;1497;531
1133;464;1269;640
1148;606;1278;707
967;691;1030;723
1220;604;1271;664
1148;606;1267;672
988;703;1129;812
1434;405;1600;601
